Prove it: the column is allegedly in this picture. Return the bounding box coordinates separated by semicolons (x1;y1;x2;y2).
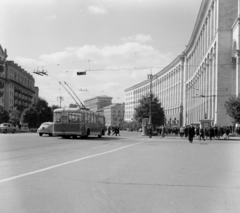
209;56;212;119
236;50;240;96
211;50;215;122
238;0;240;16
211;3;214;40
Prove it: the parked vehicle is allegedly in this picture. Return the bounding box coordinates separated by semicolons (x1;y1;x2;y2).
0;123;16;134
19;123;29;132
37;122;53;136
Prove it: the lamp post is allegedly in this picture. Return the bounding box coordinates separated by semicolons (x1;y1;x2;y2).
147;73;153;138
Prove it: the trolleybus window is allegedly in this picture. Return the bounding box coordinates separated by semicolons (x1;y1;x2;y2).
54;112;62;123
69;112;78;123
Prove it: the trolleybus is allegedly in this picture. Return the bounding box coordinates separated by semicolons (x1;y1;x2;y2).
53;107;105;138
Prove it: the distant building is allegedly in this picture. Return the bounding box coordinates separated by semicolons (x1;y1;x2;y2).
0;44;7;110
84;95;112;114
0;45;36;112
5;61;35;112
103;103;125;127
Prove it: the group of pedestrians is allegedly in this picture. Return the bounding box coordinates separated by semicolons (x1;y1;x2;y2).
107;126;120;136
183;125;232;143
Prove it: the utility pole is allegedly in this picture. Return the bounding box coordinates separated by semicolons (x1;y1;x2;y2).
57;96;64;107
147;71;153;138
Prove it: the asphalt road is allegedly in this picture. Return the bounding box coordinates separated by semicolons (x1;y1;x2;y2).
0;131;240;213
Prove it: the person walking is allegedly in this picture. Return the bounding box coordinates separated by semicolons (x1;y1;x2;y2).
209;126;215;140
116;126;120;136
225;127;230;139
195;126;200;140
179;126;184;138
188;125;195;143
199;127;205;141
107;126;111;136
161;126;165;138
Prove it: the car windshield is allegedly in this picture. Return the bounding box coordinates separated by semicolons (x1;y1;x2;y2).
40;124;50;128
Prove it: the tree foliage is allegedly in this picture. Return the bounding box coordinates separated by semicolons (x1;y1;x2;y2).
0;109;10;123
224;95;240;124
9;109;21;125
134;93;165;127
21;97;52;128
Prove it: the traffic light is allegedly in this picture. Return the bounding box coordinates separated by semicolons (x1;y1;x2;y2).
77;72;86;75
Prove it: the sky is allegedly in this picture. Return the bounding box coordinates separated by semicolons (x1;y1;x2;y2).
0;0;202;107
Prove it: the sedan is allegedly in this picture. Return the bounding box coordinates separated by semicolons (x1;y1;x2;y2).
0;123;16;134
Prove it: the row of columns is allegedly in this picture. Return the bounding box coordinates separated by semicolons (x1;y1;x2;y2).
185;47;217;125
186;0;218;80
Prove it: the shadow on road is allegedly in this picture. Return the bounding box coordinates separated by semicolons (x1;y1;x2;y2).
57;136;125;141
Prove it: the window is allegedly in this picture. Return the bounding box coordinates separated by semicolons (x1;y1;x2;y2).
54;112;62;123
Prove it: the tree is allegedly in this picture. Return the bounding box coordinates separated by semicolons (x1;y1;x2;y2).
224;95;240;124
0;109;9;123
21;107;38;128
134;93;165;127
9;109;21;125
21;97;52;128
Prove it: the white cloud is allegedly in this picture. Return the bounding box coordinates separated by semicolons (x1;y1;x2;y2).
121;34;152;43
15;42;174;105
88;5;107;15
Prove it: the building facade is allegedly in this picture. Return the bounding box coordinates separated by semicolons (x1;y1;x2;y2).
125;0;240;127
5;61;35;112
103;103;125;127
84;95;113;114
0;45;8;110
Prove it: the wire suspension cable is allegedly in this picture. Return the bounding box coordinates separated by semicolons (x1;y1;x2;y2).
59;82;82;108
64;82;85;108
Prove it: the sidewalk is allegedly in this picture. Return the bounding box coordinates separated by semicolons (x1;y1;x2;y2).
141;133;240;141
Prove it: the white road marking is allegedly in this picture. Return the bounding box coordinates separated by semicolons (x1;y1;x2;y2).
0;141;144;183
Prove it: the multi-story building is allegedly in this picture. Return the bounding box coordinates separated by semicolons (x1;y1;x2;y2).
0;45;8;110
5;61;35;112
103;103;125;127
84;95;113;114
125;0;240;127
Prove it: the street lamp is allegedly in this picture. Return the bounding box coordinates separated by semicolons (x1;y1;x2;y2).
147;73;153;138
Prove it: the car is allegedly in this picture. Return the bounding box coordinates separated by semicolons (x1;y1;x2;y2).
0;123;16;134
19;123;30;132
37;122;53;136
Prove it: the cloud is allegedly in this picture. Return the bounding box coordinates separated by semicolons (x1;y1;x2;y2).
88;5;107;14
15;42;174;105
121;34;152;43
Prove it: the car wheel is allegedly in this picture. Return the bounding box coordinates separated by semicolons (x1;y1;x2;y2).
3;129;7;134
39;133;43;136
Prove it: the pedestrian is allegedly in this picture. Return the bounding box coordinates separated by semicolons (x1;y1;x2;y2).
188;125;195;143
112;126;116;136
179;126;184;138
214;126;219;139
161;126;165;138
225;127;230;139
116;126;120;136
107;126;111;136
195;126;200;140
209;126;214;140
199;127;205;141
